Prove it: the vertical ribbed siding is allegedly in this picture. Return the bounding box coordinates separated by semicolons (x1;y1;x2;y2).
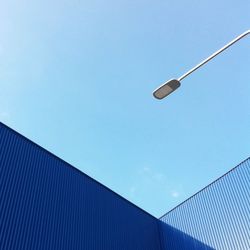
160;158;250;250
0;122;162;250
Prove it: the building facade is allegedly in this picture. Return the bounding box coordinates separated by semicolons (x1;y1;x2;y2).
0;122;249;249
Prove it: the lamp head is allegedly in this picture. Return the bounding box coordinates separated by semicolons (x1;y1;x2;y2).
153;79;181;99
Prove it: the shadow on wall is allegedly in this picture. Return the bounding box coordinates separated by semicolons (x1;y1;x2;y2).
159;221;215;250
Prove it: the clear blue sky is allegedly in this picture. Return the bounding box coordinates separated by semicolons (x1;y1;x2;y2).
1;0;249;217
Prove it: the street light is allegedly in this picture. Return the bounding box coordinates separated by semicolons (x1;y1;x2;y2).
153;30;250;100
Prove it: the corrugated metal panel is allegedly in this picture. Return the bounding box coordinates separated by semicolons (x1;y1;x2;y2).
0;122;162;250
160;158;250;250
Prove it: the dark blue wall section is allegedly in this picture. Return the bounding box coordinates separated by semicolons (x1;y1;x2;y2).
159;222;215;250
0;122;162;250
160;158;250;250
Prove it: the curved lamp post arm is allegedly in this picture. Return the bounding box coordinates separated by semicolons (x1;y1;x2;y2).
153;30;250;100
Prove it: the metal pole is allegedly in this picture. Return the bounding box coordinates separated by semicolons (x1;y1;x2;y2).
178;30;250;82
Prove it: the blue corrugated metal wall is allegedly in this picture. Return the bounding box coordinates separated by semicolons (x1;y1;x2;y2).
1;121;249;250
160;158;250;250
0;122;162;250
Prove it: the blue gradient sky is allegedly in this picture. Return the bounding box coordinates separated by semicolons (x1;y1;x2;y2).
1;0;249;217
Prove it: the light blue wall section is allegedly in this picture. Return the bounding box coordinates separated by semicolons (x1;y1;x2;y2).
160;158;250;250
